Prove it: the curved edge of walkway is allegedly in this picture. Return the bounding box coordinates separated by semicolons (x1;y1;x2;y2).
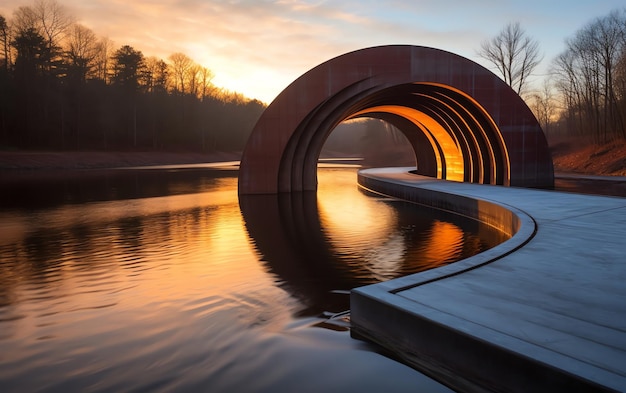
356;167;537;291
351;168;622;393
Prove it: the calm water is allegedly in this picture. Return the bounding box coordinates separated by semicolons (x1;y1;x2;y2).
0;165;507;392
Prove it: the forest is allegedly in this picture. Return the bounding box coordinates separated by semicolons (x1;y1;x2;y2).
1;1;626;154
487;10;626;143
548;10;626;142
0;1;266;152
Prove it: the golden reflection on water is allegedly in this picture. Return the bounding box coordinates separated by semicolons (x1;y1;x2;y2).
317;169;404;278
0;167;503;391
419;221;464;270
0;175;295;355
315;168;497;280
317;174;396;244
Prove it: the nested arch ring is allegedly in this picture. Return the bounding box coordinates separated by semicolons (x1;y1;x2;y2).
238;45;553;194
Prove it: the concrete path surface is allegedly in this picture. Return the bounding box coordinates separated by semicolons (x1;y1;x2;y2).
351;168;626;392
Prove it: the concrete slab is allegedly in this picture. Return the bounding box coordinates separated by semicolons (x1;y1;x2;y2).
351;168;626;392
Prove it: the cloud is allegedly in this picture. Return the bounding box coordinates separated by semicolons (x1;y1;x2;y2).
1;0;624;102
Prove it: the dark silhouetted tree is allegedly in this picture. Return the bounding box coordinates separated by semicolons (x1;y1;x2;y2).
143;56;169;148
64;23;98;84
0;14;10;144
93;36;113;83
13;0;71;77
61;24;100;148
0;15;10;72
1;3;266;153
13;28;48;80
11;27;50;146
111;45;145;89
111;45;146;146
144;56;168;93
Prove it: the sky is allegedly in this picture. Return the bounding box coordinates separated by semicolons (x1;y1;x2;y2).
1;0;625;104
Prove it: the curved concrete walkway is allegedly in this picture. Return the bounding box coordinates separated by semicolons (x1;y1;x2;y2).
351;168;626;392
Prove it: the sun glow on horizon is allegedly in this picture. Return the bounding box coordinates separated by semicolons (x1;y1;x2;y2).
1;0;624;104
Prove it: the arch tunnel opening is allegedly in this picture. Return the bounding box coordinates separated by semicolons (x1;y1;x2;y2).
238;45;553;195
319;118;416;170
281;82;511;193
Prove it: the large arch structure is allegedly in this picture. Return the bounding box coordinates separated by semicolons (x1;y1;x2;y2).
238;45;553;194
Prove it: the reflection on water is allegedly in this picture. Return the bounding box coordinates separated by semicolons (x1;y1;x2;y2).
0;166;504;392
318;169;495;279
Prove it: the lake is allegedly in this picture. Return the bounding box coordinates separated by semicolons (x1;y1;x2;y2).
0;165;507;392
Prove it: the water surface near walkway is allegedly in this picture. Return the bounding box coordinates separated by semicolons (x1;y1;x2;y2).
0;166;506;392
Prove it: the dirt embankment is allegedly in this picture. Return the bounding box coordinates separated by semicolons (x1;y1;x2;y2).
549;137;626;176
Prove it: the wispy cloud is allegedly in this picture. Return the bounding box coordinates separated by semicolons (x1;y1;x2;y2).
1;0;624;102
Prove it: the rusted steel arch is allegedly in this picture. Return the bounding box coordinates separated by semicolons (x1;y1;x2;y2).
238;45;554;194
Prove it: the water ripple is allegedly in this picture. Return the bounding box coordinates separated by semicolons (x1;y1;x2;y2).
0;168;482;392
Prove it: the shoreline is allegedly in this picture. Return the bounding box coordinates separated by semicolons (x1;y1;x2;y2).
2;146;626;198
0;150;242;171
3;136;626;176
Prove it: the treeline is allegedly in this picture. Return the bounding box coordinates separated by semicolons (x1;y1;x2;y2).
0;0;266;152
530;9;626;142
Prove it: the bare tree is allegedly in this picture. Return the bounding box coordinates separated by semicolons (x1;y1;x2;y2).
32;0;73;50
587;10;625;138
0;15;11;72
198;66;215;101
168;52;193;94
12;0;72;77
186;63;200;97
93;36;113;83
553;49;584;137
478;22;542;95
530;79;558;136
64;23;98;83
13;0;72;51
12;6;38;34
617;49;626;126
552;10;626;141
144;56;169;93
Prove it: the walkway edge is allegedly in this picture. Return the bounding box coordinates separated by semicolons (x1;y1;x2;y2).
350;168;617;392
356;168;536;290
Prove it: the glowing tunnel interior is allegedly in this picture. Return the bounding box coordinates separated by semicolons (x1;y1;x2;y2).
281;82;510;193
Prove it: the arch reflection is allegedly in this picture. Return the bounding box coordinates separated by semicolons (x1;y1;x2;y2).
239;170;509;316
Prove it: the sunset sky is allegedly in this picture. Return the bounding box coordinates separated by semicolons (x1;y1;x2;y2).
1;0;624;103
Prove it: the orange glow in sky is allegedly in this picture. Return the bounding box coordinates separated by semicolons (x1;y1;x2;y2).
1;1;622;103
